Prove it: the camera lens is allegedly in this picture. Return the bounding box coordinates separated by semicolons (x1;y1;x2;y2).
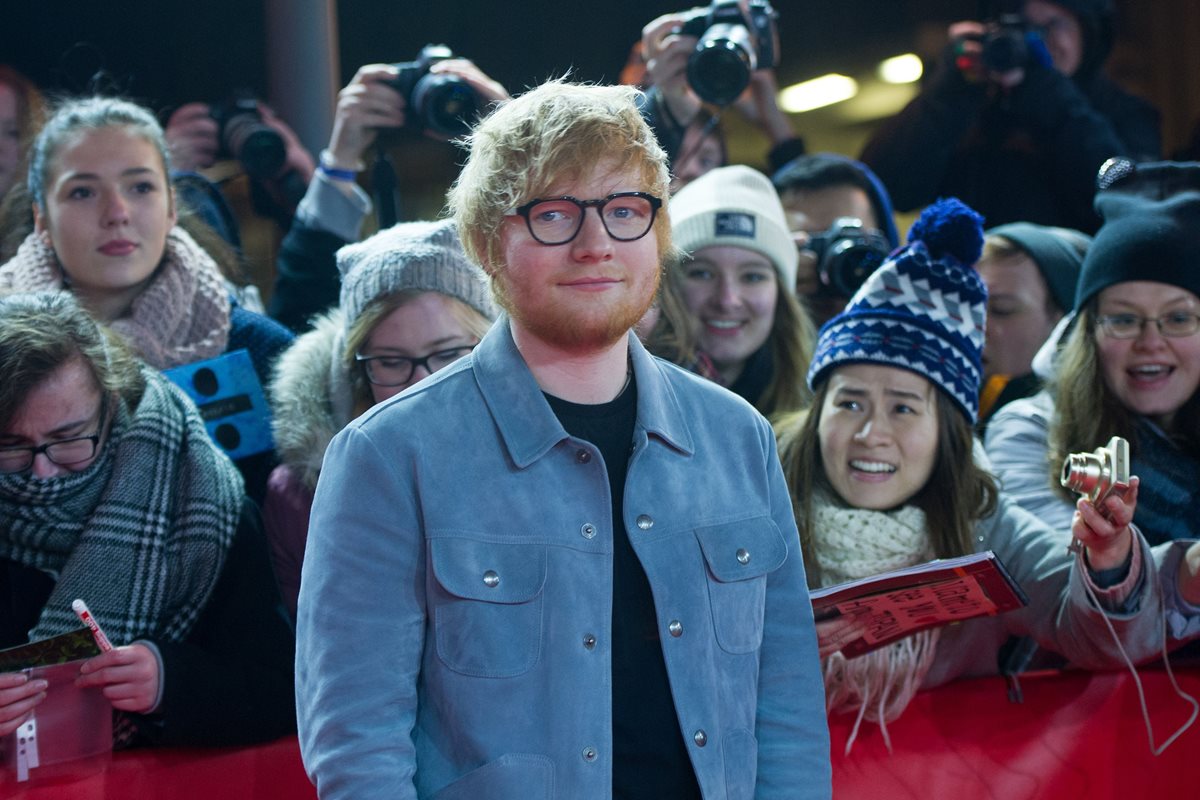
687;23;755;107
823;243;886;298
1061;453;1104;499
982;28;1028;73
222;112;286;179
411;73;480;138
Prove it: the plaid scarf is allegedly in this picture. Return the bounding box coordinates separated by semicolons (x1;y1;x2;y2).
0;369;243;646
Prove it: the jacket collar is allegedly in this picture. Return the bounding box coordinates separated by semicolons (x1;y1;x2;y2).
473;315;694;469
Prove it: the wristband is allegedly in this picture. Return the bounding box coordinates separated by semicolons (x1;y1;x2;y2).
318;149;362;182
318;164;358;182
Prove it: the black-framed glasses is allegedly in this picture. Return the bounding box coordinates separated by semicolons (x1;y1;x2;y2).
1096;311;1200;339
0;397;107;474
355;344;478;387
509;192;662;246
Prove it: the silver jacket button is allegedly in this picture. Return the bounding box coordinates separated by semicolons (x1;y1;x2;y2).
583;634;597;650
635;514;654;530
482;570;500;588
576;449;591;464
582;746;598;762
693;730;707;747
736;548;750;565
668;620;683;638
581;523;597;539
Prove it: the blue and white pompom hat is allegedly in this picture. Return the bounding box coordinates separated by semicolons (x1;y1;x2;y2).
806;197;988;423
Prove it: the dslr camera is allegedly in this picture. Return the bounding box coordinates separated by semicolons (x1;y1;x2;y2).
1060;436;1131;507
210;94;287;180
980;12;1034;73
386;44;482;138
804;218;891;298
677;0;779;107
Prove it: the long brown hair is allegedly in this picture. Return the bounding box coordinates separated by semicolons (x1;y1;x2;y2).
1048;302;1200;500
648;260;815;419
776;375;997;589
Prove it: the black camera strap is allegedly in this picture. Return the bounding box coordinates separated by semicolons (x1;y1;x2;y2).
371;146;400;229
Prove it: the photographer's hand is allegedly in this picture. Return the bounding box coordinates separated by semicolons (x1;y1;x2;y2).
429;58;510;112
642;12;702;128
258;104;316;184
326;63;407;171
1072;475;1139;572
164;102;220;172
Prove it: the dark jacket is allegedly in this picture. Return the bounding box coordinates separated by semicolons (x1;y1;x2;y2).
861;42;1159;233
0;499;296;748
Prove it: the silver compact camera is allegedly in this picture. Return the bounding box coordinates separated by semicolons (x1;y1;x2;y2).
1060;435;1130;506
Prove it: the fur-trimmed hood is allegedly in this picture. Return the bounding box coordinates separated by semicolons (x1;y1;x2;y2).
269;310;355;490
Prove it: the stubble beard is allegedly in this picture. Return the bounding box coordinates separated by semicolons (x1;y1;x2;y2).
497;264;662;353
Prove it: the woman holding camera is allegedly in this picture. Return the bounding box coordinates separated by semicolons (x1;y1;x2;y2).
985;162;1200;549
0;95;294;501
0;292;295;746
776;199;1169;749
648;164;814;418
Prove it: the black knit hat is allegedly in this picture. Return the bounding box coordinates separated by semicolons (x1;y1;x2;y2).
1074;160;1200;310
985;222;1090;313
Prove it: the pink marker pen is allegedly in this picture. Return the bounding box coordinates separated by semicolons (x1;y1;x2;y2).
72;599;114;652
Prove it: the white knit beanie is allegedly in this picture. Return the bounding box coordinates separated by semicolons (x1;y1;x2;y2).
669;165;799;295
336;219;497;336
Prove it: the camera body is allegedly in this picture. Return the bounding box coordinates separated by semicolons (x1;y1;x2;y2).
1060;436;1131;506
981;13;1032;73
678;0;779;107
387;44;482;138
805;217;891;298
210;95;286;180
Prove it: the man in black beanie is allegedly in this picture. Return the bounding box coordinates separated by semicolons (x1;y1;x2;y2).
976;221;1089;425
862;0;1159;234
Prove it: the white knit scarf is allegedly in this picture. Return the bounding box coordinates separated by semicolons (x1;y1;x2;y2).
811;495;941;753
0;228;231;368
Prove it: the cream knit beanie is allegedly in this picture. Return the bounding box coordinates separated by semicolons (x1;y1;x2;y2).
669;165;799;295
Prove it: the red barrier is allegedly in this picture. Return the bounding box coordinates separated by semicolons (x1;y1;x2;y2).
829;667;1200;799
4;668;1198;799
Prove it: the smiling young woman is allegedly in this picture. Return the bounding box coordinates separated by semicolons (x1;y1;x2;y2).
776;198;1175;749
986;161;1200;547
649;164;815;418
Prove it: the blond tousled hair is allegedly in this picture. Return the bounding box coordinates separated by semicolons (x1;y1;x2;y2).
447;80;676;291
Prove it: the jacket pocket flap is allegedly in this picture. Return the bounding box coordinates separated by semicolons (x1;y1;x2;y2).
695;518;787;583
431;538;548;603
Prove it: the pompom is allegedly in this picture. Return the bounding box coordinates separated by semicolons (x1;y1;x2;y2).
906;197;985;266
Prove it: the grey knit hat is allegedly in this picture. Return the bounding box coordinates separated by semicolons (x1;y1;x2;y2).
336;219;497;334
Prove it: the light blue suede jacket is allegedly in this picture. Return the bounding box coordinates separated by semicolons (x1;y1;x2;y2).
295;318;831;800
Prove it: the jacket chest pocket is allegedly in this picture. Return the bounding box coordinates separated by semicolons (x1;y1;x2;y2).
429;537;547;677
695;518;787;654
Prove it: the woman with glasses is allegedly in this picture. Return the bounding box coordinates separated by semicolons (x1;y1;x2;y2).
264;219;496;617
647;164;815;419
0;292;295;746
986;161;1200;550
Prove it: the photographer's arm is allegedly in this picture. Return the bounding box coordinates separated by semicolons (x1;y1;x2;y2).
859;22;989;212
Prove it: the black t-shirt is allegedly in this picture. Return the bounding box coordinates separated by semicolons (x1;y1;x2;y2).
545;375;701;799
